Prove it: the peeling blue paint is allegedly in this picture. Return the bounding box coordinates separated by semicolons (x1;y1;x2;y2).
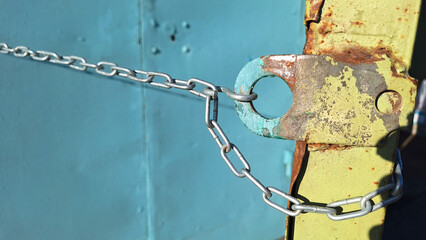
234;57;283;139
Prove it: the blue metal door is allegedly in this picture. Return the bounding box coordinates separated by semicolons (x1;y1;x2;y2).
0;0;305;239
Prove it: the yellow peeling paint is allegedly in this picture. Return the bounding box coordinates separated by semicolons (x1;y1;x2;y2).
374;59;417;127
325;56;338;66
287;0;421;239
300;56;416;146
292;134;398;240
304;63;388;145
306;0;421;72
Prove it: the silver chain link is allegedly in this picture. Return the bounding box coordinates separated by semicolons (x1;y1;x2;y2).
0;42;404;220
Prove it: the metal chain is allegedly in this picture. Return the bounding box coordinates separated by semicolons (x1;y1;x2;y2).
0;42;404;220
0;43;258;102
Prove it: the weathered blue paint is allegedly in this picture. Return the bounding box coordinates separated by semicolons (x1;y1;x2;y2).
0;0;305;239
234;58;284;139
0;1;147;240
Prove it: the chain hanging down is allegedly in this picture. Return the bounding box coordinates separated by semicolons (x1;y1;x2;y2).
0;42;404;220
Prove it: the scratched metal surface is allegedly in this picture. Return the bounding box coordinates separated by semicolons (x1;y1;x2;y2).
0;0;304;239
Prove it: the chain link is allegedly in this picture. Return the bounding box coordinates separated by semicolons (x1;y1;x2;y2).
0;42;404;220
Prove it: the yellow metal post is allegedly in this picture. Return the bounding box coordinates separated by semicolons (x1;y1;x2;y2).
286;0;421;239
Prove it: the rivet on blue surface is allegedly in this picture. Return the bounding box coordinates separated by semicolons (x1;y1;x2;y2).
149;18;158;28
151;46;160;55
182;21;190;29
181;45;190;53
77;36;86;42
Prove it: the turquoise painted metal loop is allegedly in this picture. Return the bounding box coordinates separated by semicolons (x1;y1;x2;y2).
234;57;284;139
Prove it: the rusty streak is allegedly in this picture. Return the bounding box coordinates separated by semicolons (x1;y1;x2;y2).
305;0;326;24
261;55;297;91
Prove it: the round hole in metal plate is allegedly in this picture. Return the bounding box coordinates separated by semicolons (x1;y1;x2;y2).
252;75;293;119
376;90;402;114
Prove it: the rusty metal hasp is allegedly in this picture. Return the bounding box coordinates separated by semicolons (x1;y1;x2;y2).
234;54;416;146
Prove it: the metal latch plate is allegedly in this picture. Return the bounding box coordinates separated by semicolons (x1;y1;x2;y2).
234;54;416;146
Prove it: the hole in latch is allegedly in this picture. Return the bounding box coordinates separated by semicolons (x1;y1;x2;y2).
170;34;176;42
252;76;293;119
376;90;402;114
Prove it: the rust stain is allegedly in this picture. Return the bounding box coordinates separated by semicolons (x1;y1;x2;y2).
390;65;418;86
305;0;325;24
352;21;364;26
261;55;297;91
390;66;399;77
319;45;399;65
318;21;337;37
303;0;325;54
372;167;375;170
286;141;307;231
289;141;308;193
304;27;315;54
302;1;416;82
308;143;351;151
365;150;369;152
348;167;353;170
389;91;402;111
316;45;418;89
409;87;416;101
324;7;333;18
373;181;379;185
308;143;327;150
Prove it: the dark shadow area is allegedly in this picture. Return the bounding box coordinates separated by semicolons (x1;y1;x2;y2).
381;1;426;239
381;133;426;239
370;225;384;240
